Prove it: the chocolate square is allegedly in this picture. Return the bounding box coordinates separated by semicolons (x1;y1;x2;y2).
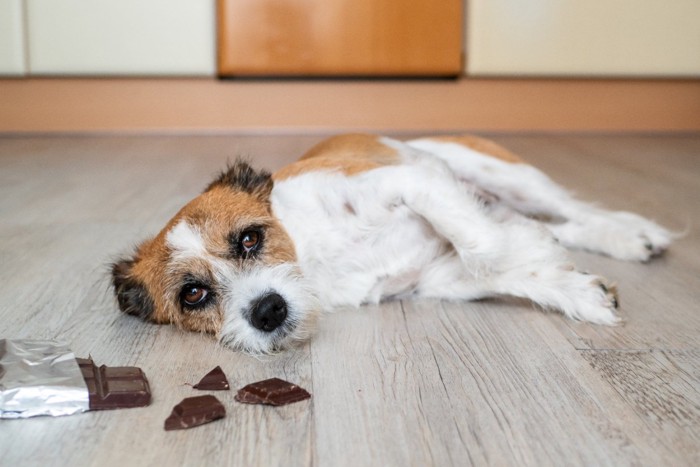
193;366;230;391
235;378;311;406
164;395;226;431
77;357;151;410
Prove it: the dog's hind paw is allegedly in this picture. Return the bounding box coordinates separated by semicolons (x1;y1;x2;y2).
550;210;673;262
602;212;672;261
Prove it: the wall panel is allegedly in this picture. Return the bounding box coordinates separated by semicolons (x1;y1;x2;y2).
27;0;215;75
468;0;700;77
0;0;27;76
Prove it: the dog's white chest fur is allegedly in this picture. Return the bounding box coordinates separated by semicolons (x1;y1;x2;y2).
272;170;450;308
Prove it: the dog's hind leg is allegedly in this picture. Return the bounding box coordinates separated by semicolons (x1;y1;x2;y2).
365;164;620;324
405;136;673;261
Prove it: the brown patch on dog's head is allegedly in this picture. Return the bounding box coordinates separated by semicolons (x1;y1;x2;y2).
111;160;314;353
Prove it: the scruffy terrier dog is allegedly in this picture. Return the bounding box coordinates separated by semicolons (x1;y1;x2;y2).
112;134;672;354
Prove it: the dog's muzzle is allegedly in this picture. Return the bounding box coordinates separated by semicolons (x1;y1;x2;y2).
250;292;288;332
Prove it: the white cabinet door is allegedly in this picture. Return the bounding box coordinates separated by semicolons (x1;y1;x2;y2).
468;0;700;77
0;0;27;76
27;0;215;75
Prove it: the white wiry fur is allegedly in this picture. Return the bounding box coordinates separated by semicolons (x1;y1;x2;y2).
407;138;673;261
166;220;207;260
268;137;672;328
217;263;320;355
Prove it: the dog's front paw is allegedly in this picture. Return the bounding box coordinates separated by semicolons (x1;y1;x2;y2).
561;273;621;325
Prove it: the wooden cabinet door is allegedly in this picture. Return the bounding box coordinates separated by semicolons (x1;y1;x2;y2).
218;0;463;77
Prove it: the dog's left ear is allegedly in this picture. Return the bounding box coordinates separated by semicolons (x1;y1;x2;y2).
205;160;273;200
111;255;155;322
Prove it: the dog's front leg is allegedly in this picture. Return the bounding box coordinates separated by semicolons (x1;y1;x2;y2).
371;165;620;324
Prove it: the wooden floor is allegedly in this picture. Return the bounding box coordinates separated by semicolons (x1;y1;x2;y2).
0;133;699;466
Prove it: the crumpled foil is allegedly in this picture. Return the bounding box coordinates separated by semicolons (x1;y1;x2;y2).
0;339;89;419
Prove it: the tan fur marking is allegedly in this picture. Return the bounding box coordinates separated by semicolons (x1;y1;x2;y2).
273;134;399;181
129;238;176;326
432;135;524;164
129;185;297;334
300;134;398;161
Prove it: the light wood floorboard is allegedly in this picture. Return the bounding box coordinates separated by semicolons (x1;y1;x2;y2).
0;134;698;466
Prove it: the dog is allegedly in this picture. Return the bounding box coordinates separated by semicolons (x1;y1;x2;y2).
112;134;672;354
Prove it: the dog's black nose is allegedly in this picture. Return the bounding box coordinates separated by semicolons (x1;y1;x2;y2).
250;293;288;332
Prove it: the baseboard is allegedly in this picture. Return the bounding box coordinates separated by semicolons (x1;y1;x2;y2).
1;78;698;134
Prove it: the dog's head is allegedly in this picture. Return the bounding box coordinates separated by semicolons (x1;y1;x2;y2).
111;161;319;354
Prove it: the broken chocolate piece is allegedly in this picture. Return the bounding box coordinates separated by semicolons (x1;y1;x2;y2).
164;395;225;431
235;378;311;406
193;366;230;390
77;357;151;410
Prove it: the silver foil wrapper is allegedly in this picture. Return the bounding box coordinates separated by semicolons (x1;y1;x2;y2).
0;339;89;418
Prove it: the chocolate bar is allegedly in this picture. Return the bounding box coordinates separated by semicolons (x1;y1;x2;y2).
193;366;230;390
164;395;226;431
235;378;311;406
76;358;151;410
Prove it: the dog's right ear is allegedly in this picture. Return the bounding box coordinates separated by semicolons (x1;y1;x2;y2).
111;255;154;321
204;160;273;200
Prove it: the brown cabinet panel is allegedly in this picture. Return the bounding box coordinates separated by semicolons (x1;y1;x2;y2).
218;0;463;77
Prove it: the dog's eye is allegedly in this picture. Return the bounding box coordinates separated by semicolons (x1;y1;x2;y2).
229;227;264;259
181;285;209;308
240;230;261;253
